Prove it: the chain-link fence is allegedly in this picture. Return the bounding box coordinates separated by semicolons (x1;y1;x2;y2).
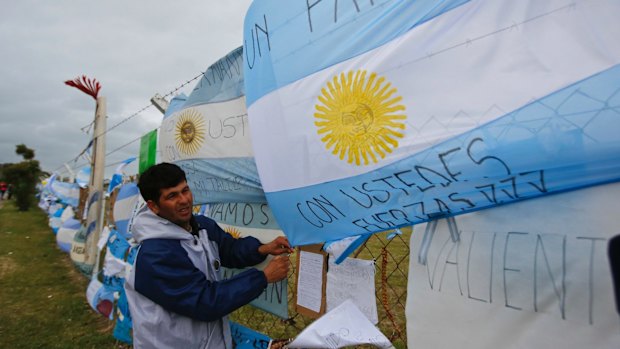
230;228;411;349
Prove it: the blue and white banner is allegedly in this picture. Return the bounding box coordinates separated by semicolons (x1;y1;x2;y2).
49;206;64;234
112;183;142;240
86;278;115;320
103;229;131;278
47;175;80;207
56;218;81;253
71;224;95;276
163;93;188;120
244;0;620;246
85;191;100;236
207;193;288;318
107;157;136;195
76;166;90;189
230;322;271;349
159;46;264;204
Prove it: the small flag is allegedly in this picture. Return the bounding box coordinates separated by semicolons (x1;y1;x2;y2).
139;130;158;174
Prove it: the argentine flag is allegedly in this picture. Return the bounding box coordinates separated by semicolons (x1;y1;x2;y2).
112;183;142;240
159;46;264;203
47;175;80;207
244;0;620;246
107;157;135;195
76;166;90;189
56;218;80;253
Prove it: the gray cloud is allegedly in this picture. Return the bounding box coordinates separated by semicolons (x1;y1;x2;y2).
0;0;252;178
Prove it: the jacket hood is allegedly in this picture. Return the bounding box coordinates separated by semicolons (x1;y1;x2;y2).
131;205;194;243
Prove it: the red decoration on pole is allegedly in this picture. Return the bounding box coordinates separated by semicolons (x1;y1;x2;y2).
64;75;101;99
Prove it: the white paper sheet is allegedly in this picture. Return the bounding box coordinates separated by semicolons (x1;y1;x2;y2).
326;258;378;324
96;226;110;251
297;250;324;312
288;299;393;348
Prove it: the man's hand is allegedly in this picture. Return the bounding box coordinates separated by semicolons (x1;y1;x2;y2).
258;236;294;256
263;255;290;283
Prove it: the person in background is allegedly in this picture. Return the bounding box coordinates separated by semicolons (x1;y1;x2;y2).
0;182;6;200
124;162;292;349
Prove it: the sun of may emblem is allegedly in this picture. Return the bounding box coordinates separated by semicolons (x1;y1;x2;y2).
175;109;205;155
225;226;242;239
314;70;406;166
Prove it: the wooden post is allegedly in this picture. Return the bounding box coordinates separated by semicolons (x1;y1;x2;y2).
64;76;105;276
87;96;106;274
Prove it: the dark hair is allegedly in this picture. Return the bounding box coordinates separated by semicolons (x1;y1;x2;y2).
137;163;187;203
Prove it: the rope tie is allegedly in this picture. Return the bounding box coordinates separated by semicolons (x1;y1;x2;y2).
381;247;403;341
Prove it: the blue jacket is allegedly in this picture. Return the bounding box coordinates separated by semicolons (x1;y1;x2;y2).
124;207;267;349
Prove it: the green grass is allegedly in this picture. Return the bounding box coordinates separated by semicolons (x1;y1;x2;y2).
0;200;128;349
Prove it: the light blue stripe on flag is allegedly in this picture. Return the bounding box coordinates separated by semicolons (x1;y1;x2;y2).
244;0;469;106
163;94;187;119
160;46;265;204
175;157;266;204
50;180;80;207
184;47;245;107
114;183;140;239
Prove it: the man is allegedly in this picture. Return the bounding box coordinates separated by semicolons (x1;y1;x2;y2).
124;163;292;349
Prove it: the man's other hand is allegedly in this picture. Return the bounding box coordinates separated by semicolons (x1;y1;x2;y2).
263;255;290;283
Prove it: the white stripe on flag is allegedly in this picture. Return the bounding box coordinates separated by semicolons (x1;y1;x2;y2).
160;96;252;162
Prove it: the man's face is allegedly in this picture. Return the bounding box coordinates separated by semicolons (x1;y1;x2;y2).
147;180;193;230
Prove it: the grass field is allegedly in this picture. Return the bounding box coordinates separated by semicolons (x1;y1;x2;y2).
0;200;128;349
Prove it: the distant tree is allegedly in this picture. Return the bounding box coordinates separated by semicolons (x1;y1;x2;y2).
3;144;41;211
15;144;35;160
0;163;8;181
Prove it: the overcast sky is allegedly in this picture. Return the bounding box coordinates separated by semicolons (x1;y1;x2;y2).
0;0;253;179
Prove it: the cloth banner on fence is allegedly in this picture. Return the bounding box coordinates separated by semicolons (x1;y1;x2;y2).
75;167;90;189
107;157;135;195
60;205;75;223
86;278;115;320
243;0;620;246
85;191;100;236
56;218;81;253
230;322;271;349
112;183;141;239
139;129;157;174
406;182;620;348
49;206;64;234
113;289;133;345
204;193;288;317
163;93;187;119
49;179;80;207
71;224;96;276
159;46;264;204
103;229;131;278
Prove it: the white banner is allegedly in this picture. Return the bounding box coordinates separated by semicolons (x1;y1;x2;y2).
407;182;620;348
